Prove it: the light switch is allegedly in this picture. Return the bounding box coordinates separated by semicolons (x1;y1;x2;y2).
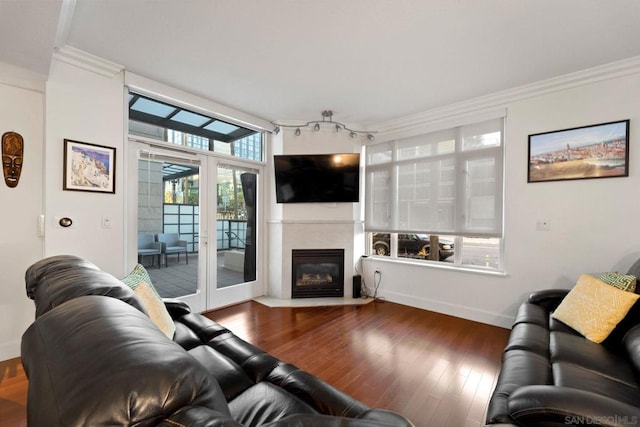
535;219;550;231
102;216;112;229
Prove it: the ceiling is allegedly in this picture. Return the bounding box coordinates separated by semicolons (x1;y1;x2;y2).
2;1;640;128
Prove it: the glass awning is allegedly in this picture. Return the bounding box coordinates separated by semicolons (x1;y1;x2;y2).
129;93;256;143
162;163;198;181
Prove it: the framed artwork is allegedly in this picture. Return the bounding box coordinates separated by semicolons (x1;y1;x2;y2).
63;139;116;193
528;119;630;183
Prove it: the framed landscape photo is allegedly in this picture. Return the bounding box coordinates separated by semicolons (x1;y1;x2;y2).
528;119;630;183
63;139;116;193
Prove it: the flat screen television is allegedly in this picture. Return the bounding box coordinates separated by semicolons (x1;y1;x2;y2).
274;153;360;203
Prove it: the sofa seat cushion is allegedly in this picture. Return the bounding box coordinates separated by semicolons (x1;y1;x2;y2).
552;362;640;407
550;331;636;386
485;350;552;425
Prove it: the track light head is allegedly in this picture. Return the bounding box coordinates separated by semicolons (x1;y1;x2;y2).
335;124;342;132
367;133;375;141
274;126;280;135
295;128;301;136
313;123;320;131
350;131;357;138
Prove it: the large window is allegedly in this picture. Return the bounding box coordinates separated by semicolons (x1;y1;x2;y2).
128;92;263;161
365;117;504;270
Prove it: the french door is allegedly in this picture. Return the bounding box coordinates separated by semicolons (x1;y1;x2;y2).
130;141;261;312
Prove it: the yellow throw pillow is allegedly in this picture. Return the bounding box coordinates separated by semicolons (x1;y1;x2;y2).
122;264;176;339
552;274;639;343
132;281;176;339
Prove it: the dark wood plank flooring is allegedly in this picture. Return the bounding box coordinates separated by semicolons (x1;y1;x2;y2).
0;300;509;427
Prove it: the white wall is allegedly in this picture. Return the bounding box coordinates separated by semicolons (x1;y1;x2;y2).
0;63;44;360
44;58;126;276
362;70;640;328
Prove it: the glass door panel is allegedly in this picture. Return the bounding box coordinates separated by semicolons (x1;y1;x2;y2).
215;165;257;289
137;149;207;312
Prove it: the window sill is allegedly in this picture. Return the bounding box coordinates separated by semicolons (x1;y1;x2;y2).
365;255;507;277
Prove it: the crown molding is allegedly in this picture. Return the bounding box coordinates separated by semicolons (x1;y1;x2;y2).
53;45;123;78
375;55;640;135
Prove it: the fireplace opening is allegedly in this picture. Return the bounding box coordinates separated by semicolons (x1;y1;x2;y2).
292;249;344;298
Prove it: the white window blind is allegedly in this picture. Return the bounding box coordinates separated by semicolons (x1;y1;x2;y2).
365;117;504;238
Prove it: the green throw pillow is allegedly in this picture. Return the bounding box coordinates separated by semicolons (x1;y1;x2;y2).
122;264;176;339
598;272;636;292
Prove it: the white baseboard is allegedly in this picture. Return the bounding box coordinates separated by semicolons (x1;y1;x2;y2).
380;289;514;329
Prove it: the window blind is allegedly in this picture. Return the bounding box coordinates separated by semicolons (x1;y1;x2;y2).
365;117;504;238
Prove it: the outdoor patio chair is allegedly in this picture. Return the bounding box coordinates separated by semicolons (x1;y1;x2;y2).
157;233;188;266
137;233;162;267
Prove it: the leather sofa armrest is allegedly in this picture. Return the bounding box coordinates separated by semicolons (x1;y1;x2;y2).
527;289;569;311
158;406;243;427
163;298;192;318
508;385;640;426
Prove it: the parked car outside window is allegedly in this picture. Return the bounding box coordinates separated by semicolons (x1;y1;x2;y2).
371;233;454;261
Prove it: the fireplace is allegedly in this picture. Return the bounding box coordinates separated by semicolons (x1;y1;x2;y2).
291;249;344;298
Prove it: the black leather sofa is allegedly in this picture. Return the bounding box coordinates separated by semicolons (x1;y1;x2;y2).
486;260;640;426
20;255;413;427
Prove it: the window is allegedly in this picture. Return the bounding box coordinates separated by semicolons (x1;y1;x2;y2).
128;92;263;161
365;117;504;270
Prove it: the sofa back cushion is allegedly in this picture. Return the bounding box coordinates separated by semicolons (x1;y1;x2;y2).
25;255;146;317
21;295;230;427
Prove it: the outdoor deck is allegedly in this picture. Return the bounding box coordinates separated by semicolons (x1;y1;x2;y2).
141;252;244;298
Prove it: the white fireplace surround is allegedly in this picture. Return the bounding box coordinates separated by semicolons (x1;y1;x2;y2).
267;220;362;299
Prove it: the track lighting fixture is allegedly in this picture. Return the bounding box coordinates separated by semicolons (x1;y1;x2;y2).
271;110;375;140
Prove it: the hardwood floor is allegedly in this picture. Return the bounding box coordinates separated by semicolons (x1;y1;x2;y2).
0;357;26;427
204;301;510;427
0;300;509;427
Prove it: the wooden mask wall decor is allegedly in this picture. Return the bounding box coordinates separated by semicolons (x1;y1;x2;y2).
2;131;24;188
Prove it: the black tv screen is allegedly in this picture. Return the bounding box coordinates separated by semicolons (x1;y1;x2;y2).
274;153;360;203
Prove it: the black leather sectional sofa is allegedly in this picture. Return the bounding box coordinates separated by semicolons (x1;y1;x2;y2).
486;260;640;426
20;255;413;426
